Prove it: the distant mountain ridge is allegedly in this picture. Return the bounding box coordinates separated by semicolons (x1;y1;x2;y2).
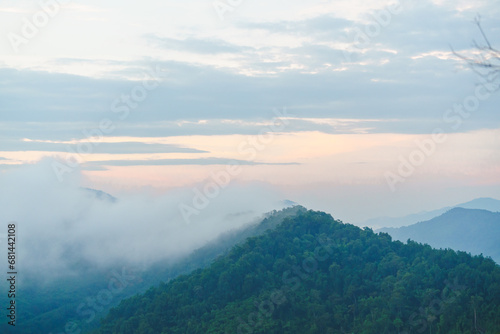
364;197;500;229
378;207;500;263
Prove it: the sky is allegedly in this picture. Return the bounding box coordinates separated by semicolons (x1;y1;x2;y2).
1;0;500;224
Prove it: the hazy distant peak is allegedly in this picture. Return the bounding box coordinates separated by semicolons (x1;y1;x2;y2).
454;197;500;212
81;187;117;203
445;206;496;215
280;199;298;207
365;197;500;229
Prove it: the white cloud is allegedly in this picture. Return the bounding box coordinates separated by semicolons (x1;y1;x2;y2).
0;0;499;227
0;158;285;280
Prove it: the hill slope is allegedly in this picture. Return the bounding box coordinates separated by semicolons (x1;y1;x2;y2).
378;207;500;263
94;210;500;334
363;197;500;229
0;206;305;334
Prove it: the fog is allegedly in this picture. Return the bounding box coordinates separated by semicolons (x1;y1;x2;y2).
0;158;285;281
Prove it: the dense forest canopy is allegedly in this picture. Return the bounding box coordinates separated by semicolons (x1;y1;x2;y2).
93;209;500;334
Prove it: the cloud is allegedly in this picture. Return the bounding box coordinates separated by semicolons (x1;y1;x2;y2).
82;157;299;170
1;0;499;151
0;140;207;154
239;14;352;40
0;158;287;281
146;35;252;54
0;7;28;13
1;53;499;145
0;0;499;274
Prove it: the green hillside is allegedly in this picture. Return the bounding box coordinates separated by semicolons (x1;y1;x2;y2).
93;210;500;334
0;206;304;334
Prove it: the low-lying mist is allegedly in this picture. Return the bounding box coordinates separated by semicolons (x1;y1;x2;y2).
0;158;286;283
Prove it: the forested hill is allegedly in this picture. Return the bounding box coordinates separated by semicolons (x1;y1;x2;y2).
93;210;500;334
0;206;305;334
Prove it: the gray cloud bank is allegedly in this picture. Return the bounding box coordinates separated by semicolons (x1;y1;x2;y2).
0;159;286;280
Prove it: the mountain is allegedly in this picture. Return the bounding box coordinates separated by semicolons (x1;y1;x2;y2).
0;206;305;334
280;199;298;208
457;197;500;211
83;187;117;202
93;209;500;334
363;197;500;229
378;207;500;263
